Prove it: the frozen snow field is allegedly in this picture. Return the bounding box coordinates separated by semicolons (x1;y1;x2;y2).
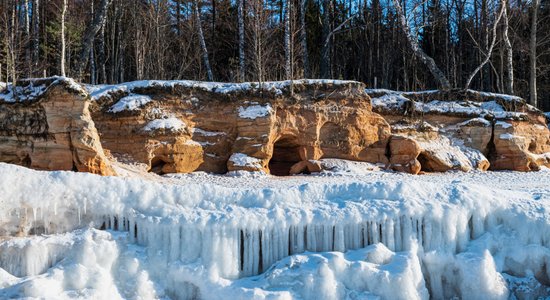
1;161;550;299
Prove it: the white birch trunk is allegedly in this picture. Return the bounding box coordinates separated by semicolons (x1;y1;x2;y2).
502;4;513;94
464;0;505;90
194;0;214;81
60;0;67;77
300;0;309;78
392;0;451;90
238;0;245;81
284;0;292;80
529;0;539;107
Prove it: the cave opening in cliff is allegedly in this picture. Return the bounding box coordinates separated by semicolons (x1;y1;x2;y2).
269;137;302;176
149;156;168;175
417;152;433;172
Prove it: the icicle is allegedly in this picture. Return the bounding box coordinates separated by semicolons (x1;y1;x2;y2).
169;224;180;262
394;217;402;251
129;218;135;243
361;222;368;248
333;224;344;252
401;217;413;251
385;218;396;251
423;218;432;250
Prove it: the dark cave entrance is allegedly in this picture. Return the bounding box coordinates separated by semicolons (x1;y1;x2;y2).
149;156;168;175
417;152;433;172
269;137;302;176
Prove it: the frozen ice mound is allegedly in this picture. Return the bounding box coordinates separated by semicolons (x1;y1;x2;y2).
1;163;550;299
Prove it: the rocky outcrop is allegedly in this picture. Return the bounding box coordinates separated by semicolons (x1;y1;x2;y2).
88;80;391;175
368;89;550;173
0;77;114;175
1;78;548;176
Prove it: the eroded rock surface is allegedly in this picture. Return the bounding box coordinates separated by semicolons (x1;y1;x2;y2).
0;79;548;176
368;89;550;173
0;78;114;175
88;80;391;175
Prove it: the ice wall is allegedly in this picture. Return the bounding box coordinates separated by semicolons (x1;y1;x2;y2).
1;163;550;299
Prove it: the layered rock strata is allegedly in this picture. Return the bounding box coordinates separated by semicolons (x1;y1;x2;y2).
0;78;114;175
368;89;550;173
1;78;549;176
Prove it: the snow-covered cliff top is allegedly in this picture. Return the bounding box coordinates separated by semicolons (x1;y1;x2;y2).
86;79;360;102
367;88;541;119
0;77;86;103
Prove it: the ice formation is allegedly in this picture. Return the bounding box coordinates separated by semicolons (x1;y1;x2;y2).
1;163;550;299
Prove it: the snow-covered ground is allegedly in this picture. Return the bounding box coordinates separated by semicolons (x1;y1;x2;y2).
1;162;550;299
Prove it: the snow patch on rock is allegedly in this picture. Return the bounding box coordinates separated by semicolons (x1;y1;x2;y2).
238;104;273;119
143;117;186;132
108;94;152;113
228;153;263;168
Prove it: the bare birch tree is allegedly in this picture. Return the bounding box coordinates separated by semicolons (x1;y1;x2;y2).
502;4;513;94
60;0;67;77
320;0;331;78
76;0;112;80
392;0;451;90
238;0;245;81
300;0;309;78
31;0;39;74
194;0;214;81
464;0;505;90
284;0;292;80
529;0;540;107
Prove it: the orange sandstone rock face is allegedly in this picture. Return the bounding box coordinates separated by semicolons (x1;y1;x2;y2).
492;121;550;171
0;78;114;176
1;78;548;176
368;89;550;173
89;80;391;175
388;136;421;174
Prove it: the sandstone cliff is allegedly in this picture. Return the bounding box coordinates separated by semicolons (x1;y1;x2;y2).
88;80;390;175
0;77;114;175
1;78;548;176
368;89;550;173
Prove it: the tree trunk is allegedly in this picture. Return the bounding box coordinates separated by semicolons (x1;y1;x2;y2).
76;0;113;80
392;0;451;90
60;0;67;77
24;0;30;76
300;0;309;78
98;25;106;83
284;0;292;79
464;0;505;90
238;0;245;81
502;3;513;94
320;0;331;78
32;0;40;74
529;0;539;107
194;0;214;81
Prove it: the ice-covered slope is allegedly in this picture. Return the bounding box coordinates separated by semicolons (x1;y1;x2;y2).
1;163;550;299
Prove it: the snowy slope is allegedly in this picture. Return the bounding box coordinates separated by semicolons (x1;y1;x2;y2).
1;163;550;299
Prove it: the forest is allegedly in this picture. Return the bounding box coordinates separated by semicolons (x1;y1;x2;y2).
1;0;549;110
